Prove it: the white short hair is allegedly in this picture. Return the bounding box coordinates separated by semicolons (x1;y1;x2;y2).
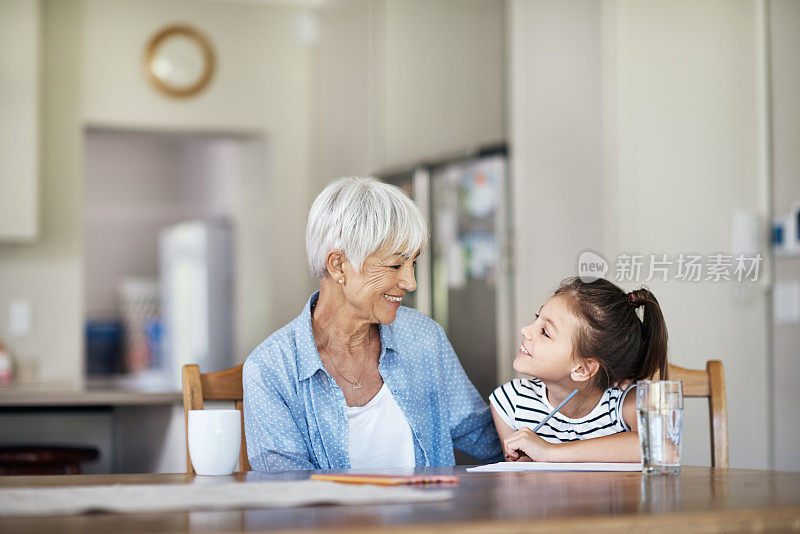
306;177;428;279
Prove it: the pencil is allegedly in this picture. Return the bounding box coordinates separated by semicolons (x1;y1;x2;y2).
532;388;579;433
310;474;459;486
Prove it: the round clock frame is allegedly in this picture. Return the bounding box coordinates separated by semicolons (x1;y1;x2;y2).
144;24;215;98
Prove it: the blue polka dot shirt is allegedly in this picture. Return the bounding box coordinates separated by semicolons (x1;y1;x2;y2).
243;291;502;471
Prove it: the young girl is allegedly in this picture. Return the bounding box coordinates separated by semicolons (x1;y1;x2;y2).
490;277;668;462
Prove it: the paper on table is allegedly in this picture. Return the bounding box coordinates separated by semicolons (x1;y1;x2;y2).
0;479;452;517
467;461;642;472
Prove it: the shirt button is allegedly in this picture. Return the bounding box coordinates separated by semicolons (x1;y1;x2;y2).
392;388;399;395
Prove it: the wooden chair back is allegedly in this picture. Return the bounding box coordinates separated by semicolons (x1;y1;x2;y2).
666;360;728;468
180;361;727;471
182;363;251;474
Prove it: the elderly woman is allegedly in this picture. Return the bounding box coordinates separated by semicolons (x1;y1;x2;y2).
243;177;501;470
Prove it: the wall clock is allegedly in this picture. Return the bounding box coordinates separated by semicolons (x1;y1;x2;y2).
144;25;215;98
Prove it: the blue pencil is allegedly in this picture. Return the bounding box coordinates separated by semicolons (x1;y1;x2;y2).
532;388;579;433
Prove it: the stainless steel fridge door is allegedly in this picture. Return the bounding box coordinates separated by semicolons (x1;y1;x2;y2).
383;156;514;400
429;155;512;400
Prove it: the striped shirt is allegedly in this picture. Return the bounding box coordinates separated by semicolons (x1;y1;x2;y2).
490;378;633;443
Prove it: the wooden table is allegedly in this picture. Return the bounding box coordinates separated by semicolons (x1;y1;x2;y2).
1;466;800;533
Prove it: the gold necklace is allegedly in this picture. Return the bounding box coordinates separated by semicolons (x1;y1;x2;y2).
312;302;372;390
325;349;370;390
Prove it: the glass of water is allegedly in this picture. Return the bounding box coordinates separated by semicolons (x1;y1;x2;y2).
636;380;683;475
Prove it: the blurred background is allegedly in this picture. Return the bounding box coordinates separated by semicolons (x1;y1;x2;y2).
0;0;798;474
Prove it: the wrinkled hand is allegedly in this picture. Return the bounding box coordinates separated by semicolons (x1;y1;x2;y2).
503;428;555;462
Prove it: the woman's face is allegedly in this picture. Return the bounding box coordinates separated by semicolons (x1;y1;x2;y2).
342;244;418;324
513;295;579;381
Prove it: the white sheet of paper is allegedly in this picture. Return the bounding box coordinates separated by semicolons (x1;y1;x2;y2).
467;462;643;472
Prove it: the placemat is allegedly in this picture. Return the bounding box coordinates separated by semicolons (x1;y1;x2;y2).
0;479;451;517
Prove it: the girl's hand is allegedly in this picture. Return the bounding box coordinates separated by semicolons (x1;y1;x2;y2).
503;428;555;462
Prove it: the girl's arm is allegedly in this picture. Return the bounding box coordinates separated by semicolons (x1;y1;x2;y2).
503;390;641;463
491;404;533;462
505;429;641;463
490;404;516;443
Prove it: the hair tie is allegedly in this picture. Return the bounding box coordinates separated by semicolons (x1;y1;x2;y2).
629;289;646;308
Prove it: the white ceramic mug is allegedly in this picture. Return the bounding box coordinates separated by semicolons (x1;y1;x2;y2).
188;409;241;476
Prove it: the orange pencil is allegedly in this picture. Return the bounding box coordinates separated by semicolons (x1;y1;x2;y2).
310;474;459;486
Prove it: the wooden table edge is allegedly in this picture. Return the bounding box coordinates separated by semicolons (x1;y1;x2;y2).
255;505;800;534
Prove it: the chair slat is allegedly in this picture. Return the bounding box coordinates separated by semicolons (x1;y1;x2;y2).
666;361;727;468
200;364;244;400
707;360;729;468
235;399;251;471
668;364;710;397
181;364;204;474
182;363;250;474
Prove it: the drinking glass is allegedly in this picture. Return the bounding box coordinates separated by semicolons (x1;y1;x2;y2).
188;409;241;476
636;380;683;475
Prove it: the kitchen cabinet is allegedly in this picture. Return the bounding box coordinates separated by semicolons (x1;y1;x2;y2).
0;0;40;241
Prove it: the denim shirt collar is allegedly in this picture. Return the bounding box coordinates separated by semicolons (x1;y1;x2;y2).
296;291;399;382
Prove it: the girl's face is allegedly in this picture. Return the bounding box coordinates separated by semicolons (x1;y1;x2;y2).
342;244;418;325
513;295;580;381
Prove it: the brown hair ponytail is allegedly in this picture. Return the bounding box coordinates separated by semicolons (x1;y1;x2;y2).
627;288;669;382
554;278;669;389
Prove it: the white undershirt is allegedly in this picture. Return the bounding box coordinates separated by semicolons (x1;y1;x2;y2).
346;383;416;469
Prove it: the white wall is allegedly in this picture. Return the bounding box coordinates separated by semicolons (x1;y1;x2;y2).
607;0;769;470
314;0;375;180
313;0;506;189
381;0;506;169
510;0;770;468
770;0;800;472
0;0;318;386
508;0;605;330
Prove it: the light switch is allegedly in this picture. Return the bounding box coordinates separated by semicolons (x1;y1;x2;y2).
9;299;32;337
774;282;800;326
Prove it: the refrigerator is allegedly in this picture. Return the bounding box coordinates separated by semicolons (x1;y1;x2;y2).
382;146;514;400
159;219;234;389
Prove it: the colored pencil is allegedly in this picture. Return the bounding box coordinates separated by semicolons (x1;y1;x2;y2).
532;388;579;433
310;474;459;486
